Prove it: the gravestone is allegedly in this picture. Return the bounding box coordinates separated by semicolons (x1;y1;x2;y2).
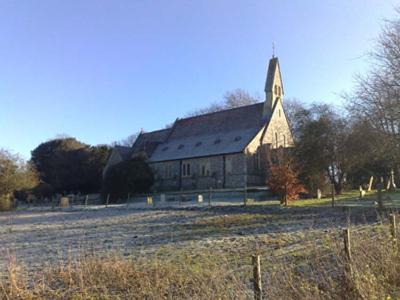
316;189;322;200
359;185;366;198
367;176;374;192
388;170;397;191
59;197;69;208
198;194;203;203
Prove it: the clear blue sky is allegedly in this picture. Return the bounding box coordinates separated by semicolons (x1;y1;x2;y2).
0;1;398;158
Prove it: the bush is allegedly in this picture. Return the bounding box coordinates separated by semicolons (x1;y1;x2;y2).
267;163;307;203
31;138;111;194
32;183;55;199
0;194;13;211
102;157;154;202
0;149;39;197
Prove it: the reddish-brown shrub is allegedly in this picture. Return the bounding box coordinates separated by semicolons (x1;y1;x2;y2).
267;163;307;203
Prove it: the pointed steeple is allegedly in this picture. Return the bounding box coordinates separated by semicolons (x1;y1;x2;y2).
263;56;284;119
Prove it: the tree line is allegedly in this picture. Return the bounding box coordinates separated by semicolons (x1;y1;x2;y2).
283;9;400;196
0;138;111;205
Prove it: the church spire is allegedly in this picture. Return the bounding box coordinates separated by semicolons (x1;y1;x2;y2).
263;56;284;119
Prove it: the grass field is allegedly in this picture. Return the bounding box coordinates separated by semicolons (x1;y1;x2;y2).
291;189;400;207
0;189;399;299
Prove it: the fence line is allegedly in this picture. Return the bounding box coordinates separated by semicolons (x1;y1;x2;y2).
146;186;270;196
248;214;398;299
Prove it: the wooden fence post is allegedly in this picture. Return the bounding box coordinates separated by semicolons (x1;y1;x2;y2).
252;255;262;300
343;228;352;260
244;186;248;206
284;184;288;206
331;184;335;208
390;214;397;244
343;228;353;277
377;187;384;210
208;187;212;207
106;194;110;208
85;195;88;207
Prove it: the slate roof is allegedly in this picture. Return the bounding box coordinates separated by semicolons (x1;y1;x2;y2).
114;145;132;160
148;102;266;162
131;128;172;157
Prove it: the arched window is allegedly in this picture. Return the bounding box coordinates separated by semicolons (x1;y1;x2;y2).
274;85;278;94
182;162;191;177
283;135;286;147
275;132;278;148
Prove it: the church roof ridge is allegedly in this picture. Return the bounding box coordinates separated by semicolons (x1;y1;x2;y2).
179;101;264;122
139;127;171;135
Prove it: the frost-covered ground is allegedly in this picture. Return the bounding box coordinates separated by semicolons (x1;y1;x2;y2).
0;203;381;274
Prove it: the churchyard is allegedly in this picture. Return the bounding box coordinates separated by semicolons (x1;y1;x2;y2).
0;189;399;298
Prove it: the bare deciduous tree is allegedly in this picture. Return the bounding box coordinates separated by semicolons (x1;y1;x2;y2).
186;88;261;117
344;9;400;172
0;149;38;196
112;132;140;147
283;98;308;142
223;89;261;108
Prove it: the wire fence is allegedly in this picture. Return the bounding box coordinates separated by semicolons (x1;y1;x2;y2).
127;187;274;209
11;186;400;213
235;214;399;299
1;193;399;299
12;187;277;211
168;214;398;299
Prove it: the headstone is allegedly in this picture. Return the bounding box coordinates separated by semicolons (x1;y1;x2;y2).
160;194;166;203
59;197;70;208
197;194;203;203
359;186;366;198
367;176;374;192
316;189;322;200
388;170;397;191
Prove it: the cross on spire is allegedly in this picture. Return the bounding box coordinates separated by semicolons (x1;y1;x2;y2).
272;41;276;58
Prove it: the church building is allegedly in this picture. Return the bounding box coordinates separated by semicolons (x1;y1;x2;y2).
104;57;294;191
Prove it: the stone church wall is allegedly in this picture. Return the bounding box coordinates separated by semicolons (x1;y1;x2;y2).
224;153;246;188
262;100;294;148
150;153;247;191
150;160;181;191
